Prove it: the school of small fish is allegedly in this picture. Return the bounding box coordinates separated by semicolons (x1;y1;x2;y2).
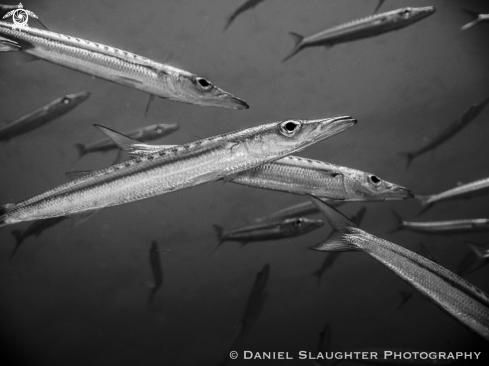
1;0;488;363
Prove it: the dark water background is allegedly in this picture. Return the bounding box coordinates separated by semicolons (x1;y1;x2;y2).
1;0;489;365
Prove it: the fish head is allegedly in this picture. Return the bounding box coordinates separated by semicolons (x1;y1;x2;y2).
247;116;356;158
165;70;249;109
389;6;436;26
61;91;91;106
342;170;413;201
283;217;324;234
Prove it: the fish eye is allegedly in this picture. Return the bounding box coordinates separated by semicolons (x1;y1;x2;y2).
196;77;213;91
156;127;163;133
295;218;303;227
279;120;301;137
62;97;71;104
369;175;382;186
402;8;411;17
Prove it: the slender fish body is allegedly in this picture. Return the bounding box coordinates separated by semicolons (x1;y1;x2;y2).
254;201;323;222
223;0;266;31
75;123;179;158
98;127;411;202
283;7;435;62
147;241;163;306
400;98;489;169
212;216;324;252
219;264;270;366
461;9;489;30
0;21;248;109
0;91;90;142
309;197;489;341
392;211;489;235
231;156;413;201
0;116;356;228
9;216;67;259
417;176;489;215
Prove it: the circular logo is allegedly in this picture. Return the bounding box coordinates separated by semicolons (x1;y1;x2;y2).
11;8;29;27
229;351;238;360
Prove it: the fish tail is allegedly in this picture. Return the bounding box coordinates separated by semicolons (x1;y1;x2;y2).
307;196;361;253
0;203;14;230
398;152;415;170
388;209;405;233
209;225;224;254
74;143;87;159
282;32;304;62
415;194;433;216
460;9;480;30
9;230;23;259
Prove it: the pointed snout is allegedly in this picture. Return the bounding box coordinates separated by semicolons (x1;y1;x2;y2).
384;185;414;200
68;91;91;104
215;92;249;110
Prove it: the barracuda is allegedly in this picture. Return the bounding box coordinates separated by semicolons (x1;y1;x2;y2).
0;116;356;228
417;176;489;215
100;128;411;202
392;211;489;235
0;91;90;142
0;21;248;109
309;197;489;341
283;6;435;62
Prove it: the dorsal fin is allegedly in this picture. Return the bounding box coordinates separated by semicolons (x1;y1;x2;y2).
94;124;141;151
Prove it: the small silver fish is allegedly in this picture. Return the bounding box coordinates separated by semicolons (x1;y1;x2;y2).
223;0;266;31
219;264;270;366
147;241;163;306
309;197;489;341
283;7;435;62
74;123;179;158
391;211;489;235
0;21;248;109
0;116;356;228
212;216;324;252
9;216;67;259
400;98;489;169
416;176;489;215
461;9;489;30
0;91;90;142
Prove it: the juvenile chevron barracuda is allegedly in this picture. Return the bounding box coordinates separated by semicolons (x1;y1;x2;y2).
0;21;248;109
309;197;489;341
0;116;356;228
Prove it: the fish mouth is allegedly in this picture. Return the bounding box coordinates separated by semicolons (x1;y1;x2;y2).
211;92;249;110
308;116;357;143
68;91;91;103
383;186;414;200
416;6;436;18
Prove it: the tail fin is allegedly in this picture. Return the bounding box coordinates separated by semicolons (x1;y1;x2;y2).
282;32;304;62
460;9;480;30
9;230;23;259
209;225;225;254
398;152;415;170
388;209;404;233
0;203;14;230
74;143;87;159
308;196;361;253
415;194;433;216
351;207;366;226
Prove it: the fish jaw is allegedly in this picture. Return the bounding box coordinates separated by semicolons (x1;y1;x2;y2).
404;6;436;24
66;91;91;105
302;116;357;147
